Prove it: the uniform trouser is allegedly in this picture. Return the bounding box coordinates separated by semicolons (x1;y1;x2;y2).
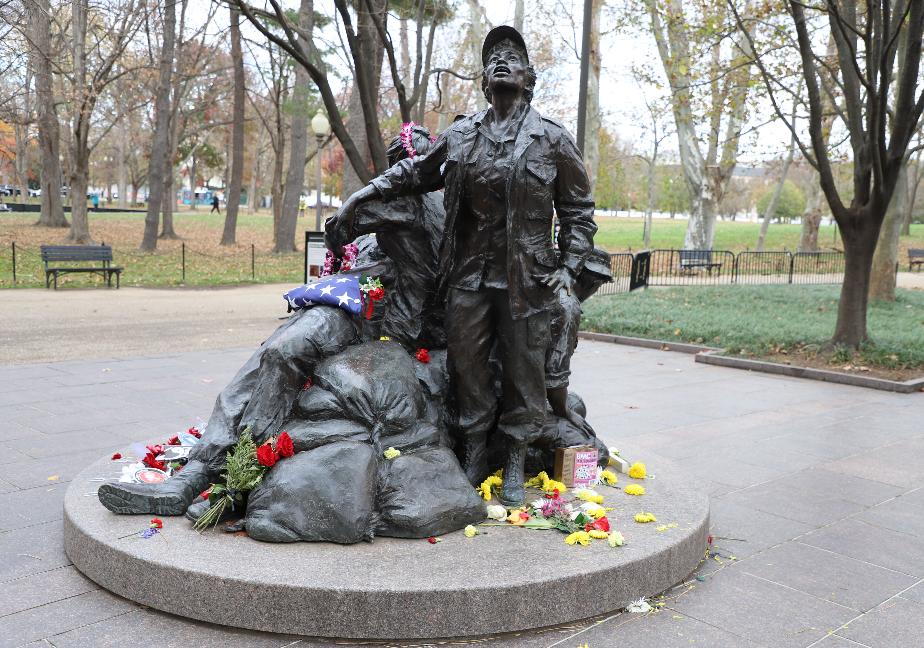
446;287;549;447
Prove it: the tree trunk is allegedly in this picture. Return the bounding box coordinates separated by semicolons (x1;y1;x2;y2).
342;0;386;197
141;0;177;251
189;154;198;210
276;0;313;253
67;0;92;244
582;0;603;193
30;0;67;228
799;181;824;252
514;0;524;31
117;127;128;209
161;171;178;238
869;162;908;301
466;0;488;111
221;4;246;246
68;154;94;243
248;134;262;213
834;217;880;347
757;162;794;251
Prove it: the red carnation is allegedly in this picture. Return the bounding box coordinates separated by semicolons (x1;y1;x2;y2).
200;488;212;501
150;518;163;529
142;453;166;471
187;427;202;438
302;377;313;391
586;516;610;533
256;443;277;468
427;536;439;544
275;431;294;458
145;444;164;456
415;348;430;364
369;286;385;301
167;435;180;446
111;452;122;460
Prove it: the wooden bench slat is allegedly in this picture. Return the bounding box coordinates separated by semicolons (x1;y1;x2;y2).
40;245;122;289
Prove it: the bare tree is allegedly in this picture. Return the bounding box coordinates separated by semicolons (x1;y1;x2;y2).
141;0;176;251
757;84;800;252
277;0;314;252
221;2;246;246
740;0;924;346
645;0;756;250
28;0;67;227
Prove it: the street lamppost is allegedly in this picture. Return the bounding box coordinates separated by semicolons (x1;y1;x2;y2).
310;110;331;232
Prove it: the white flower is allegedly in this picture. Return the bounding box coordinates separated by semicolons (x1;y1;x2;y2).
486;504;507;521
530;498;546;510
627;597;651;614
463;525;478;538
608;531;625;547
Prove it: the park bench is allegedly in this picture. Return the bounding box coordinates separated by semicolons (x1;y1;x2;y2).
40;245;123;289
909;248;924;271
679;249;723;275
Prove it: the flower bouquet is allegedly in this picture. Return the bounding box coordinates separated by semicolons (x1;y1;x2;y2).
194;429;294;531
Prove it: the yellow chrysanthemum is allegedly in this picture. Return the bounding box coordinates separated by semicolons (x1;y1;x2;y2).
628;462;647;480
584;504;607;519
524;471;567;494
624;484;646;496
600;470;618;486
478;475;503;501
575;488;604;505
463;525;478;538
565;531;591;546
608;531;625;547
634;512;657;523
588;529;609;539
379;336;391;341
383;447;401;460
524;471;547;488
506;508;530;525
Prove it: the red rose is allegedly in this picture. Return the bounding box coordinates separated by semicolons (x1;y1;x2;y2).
142;453;166;471
415;348;430;363
111;452;122;460
586;516;610;533
187;427;202;438
427;536;439;544
275;431;295;458
150;518;163;529
256;443;277;467
302;377;313;391
167;435;180;446
145;444;164;456
369;286;385;300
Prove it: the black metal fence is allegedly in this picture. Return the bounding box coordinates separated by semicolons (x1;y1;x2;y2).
600;249;848;294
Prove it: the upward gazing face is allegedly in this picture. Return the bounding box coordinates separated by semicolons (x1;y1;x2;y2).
486;45;527;98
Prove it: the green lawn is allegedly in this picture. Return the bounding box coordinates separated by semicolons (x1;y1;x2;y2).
593;216;924;253
582;285;924;369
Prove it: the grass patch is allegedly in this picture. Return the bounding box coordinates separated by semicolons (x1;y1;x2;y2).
582;285;924;371
2;210;923;288
593;216;924;256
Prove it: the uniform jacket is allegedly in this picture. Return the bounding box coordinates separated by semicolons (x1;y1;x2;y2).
370;106;597;319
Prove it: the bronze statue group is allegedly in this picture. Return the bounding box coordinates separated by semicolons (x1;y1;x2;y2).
99;26;613;543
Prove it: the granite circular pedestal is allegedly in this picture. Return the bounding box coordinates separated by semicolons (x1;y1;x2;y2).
65;455;709;639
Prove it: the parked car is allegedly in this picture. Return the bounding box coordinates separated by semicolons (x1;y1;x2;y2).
28;188;41;197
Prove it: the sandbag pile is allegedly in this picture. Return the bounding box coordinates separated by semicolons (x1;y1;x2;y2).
245;341;484;543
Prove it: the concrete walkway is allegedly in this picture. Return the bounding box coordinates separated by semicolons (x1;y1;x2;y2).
0;294;922;646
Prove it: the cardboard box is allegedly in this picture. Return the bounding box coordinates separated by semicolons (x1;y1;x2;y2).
554;445;599;488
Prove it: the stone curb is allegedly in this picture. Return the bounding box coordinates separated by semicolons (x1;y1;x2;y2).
65;454;709;639
578;331;924;394
578;331;720;355
695;350;924;394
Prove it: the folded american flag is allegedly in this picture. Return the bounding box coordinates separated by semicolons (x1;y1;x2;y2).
283;274;363;315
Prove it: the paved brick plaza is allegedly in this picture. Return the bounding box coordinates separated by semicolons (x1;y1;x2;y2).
1;306;922;647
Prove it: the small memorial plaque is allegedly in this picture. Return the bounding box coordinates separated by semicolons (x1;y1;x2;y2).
554;445;599;488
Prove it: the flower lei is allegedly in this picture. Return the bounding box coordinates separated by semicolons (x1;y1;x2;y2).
359;276;385;320
399;122;419;158
321;243;358;277
194;429;295;531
